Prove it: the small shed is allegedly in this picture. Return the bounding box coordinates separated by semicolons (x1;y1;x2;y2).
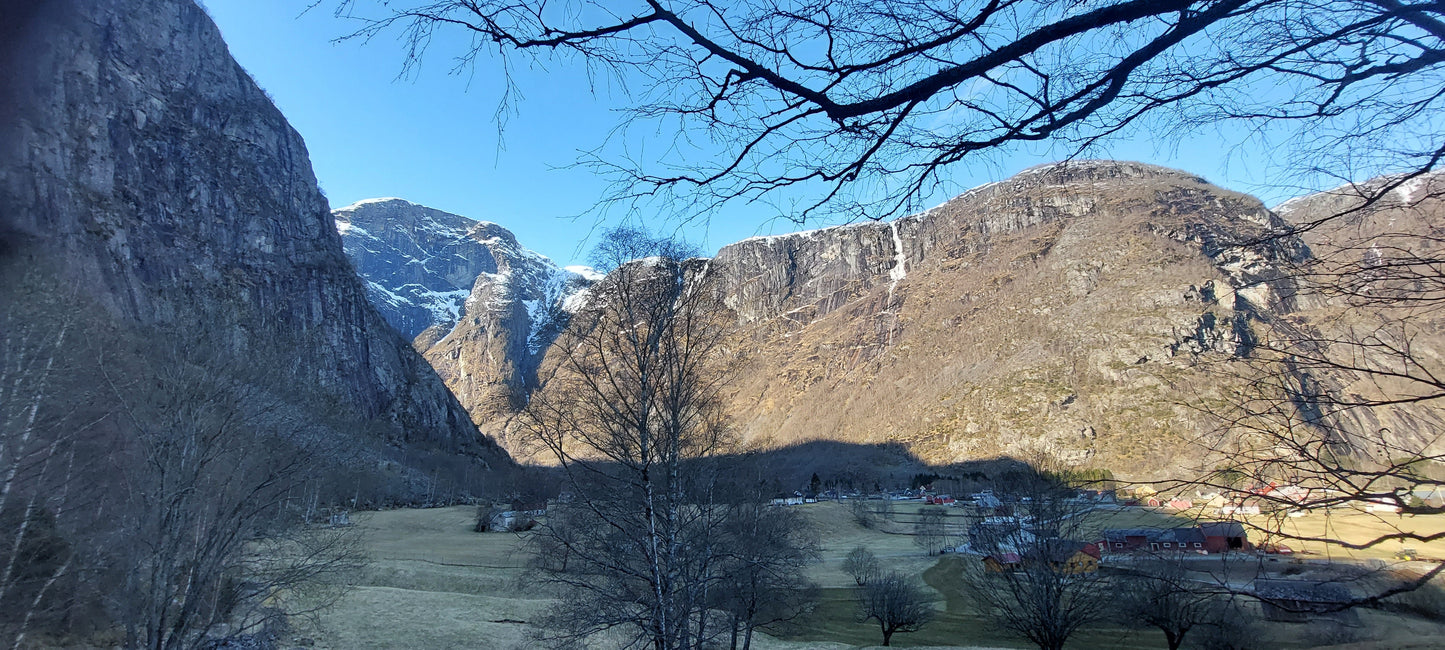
1255;579;1359;624
984;552;1022;572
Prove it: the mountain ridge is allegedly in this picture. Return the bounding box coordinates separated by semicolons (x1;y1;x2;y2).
344;161;1323;470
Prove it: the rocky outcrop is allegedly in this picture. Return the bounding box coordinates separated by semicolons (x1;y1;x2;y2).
0;0;507;469
334;198;501;340
333;200;598;437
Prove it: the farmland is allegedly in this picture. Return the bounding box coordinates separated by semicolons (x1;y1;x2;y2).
294;502;1445;649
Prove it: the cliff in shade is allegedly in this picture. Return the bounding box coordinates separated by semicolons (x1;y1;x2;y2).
0;0;509;475
333;199;598;444
1272;172;1445;457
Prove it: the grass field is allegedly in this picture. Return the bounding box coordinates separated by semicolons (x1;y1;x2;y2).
293;501;1445;649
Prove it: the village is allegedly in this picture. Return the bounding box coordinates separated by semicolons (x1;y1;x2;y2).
294;484;1445;649
433;478;1445;648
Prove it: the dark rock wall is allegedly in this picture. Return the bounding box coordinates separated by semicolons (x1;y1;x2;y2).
0;0;504;462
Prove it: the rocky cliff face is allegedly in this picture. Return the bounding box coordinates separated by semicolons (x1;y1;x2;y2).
695;161;1309;470
332;200;598;439
334;198;497;341
0;0;507;471
1272;172;1445;457
440;161;1315;468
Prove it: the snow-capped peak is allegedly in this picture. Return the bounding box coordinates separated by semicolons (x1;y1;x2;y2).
564;265;605;281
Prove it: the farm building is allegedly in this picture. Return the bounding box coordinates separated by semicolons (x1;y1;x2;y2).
1102;522;1249;554
983;552;1022;572
1101;527;1205;553
1043;539;1101;574
1255;579;1359;624
1364;498;1402;513
1199;521;1251;553
510;499;548;516
1218;502;1261;515
973;492;1003;509
982;539;1100;574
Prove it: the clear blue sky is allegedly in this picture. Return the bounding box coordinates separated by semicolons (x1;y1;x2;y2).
204;0;1319;267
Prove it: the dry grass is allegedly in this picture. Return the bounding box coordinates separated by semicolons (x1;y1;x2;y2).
290;502;1445;649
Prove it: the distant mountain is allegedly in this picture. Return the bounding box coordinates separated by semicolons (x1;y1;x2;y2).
692;160;1309;471
333;199;598;441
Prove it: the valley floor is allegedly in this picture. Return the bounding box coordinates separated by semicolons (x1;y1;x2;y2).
296;503;1445;649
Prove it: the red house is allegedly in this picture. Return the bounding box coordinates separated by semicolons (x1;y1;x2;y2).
1200;521;1250;553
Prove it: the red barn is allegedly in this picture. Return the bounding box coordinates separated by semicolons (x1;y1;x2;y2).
1200;521;1250;553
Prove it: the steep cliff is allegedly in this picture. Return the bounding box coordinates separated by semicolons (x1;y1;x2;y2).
702;161;1307;470
451;161;1314;468
0;0;508;472
333;199;598;440
1272;172;1445;457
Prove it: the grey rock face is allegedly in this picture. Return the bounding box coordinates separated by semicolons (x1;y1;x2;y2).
332;199;598;435
709;161;1302;328
334;198;505;340
0;0;506;464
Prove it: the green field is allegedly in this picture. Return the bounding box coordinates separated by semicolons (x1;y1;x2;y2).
294;502;1445;649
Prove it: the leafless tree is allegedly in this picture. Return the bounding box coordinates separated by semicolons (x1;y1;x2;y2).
0;264;122;650
856;570;934;647
847;498;875;529
962;481;1109;650
842;545;879;586
335;0;1441;225
873;497;895;522
1113;560;1223;650
714;501;819;650
521;228;736;649
1;256;364;650
912;507;949;556
102;340;364;650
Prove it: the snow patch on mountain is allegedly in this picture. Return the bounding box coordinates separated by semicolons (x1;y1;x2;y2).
333;197;598;361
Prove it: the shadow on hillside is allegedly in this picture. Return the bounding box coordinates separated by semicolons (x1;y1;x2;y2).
514;440;1049;499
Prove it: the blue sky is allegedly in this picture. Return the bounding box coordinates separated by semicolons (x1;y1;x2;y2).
205;0;1315;267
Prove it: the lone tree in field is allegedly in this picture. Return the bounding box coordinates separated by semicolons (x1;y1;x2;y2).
715;500;819;650
1114;561;1223;650
522;227;739;649
842;545;879;586
912;507;949;556
963;480;1109;650
856;571;934;647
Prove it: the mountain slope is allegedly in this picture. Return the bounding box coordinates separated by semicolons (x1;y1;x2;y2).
699;161;1306;471
428;161;1305;469
1271;172;1445;456
0;0;508;480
